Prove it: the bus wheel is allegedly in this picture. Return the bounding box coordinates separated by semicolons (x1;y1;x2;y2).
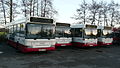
16;42;21;52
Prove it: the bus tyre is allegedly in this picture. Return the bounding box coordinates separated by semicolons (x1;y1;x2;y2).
16;42;21;52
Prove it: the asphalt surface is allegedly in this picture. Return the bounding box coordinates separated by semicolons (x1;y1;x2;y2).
0;42;120;68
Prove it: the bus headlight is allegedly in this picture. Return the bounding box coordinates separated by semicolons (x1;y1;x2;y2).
85;39;88;41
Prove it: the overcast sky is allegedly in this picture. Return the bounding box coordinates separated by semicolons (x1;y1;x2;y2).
1;0;119;25
53;0;119;24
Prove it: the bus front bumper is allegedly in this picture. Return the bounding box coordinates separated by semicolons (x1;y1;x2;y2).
55;43;72;47
7;40;55;53
72;42;98;47
98;42;112;46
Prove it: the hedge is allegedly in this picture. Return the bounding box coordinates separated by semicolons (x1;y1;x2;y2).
0;32;7;42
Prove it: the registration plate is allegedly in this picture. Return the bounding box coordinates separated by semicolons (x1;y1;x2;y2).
61;45;66;46
89;45;93;46
106;44;110;45
39;49;46;51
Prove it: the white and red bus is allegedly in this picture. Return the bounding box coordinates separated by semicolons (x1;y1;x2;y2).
112;25;120;45
97;26;113;46
112;27;120;45
71;24;98;47
55;22;72;46
6;17;56;53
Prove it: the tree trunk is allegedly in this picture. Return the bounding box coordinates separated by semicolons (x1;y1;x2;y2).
37;0;39;16
33;0;35;16
104;14;106;26
43;0;47;17
1;0;7;24
10;0;13;22
98;12;101;26
41;0;43;17
30;0;33;16
83;0;86;24
111;12;114;26
22;0;27;17
106;19;108;26
83;8;86;24
25;0;27;17
91;13;96;24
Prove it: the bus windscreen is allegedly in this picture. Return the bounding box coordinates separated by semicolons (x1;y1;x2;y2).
26;24;55;39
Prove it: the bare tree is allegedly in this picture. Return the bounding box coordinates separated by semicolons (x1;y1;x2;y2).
88;0;101;25
21;0;37;17
41;0;57;18
114;11;120;24
21;0;57;18
108;1;119;26
101;2;109;26
72;0;88;24
1;0;7;24
96;1;104;26
21;0;27;17
3;0;20;22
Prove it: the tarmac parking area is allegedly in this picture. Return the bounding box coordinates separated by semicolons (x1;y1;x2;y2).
0;42;120;68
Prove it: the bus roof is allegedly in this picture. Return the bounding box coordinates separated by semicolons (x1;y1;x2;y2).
71;24;85;28
97;26;104;29
71;24;97;28
5;17;54;27
5;18;27;27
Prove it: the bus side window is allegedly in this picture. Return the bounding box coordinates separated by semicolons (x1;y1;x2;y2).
70;28;75;37
20;23;25;34
9;25;15;41
74;28;82;37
